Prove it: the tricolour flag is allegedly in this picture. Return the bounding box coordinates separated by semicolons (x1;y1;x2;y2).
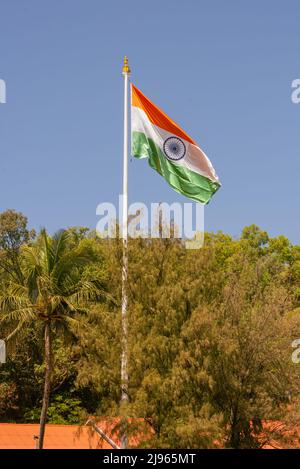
131;84;221;204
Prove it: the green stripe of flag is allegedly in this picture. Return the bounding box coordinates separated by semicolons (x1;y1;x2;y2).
132;131;220;204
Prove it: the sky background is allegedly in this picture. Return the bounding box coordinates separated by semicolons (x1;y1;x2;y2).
0;0;299;243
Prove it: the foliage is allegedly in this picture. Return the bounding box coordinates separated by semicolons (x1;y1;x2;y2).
0;212;300;449
25;394;84;424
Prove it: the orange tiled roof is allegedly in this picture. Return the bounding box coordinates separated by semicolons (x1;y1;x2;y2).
3;420;297;449
0;423;112;449
260;421;300;449
0;419;151;449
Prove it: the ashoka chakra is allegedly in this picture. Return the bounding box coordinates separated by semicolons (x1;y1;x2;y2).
163;136;186;161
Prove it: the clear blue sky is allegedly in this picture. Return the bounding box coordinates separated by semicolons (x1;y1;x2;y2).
0;0;299;243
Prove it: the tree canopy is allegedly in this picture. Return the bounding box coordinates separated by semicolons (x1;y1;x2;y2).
0;211;300;448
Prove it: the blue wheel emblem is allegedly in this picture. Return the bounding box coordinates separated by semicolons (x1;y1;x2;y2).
163;136;186;161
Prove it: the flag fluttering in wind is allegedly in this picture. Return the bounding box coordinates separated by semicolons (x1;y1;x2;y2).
131;84;221;204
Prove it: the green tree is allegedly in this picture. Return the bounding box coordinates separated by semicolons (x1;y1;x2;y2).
0;209;35;283
171;238;300;448
0;229;105;448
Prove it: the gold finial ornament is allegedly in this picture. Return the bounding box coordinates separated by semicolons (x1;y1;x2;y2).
122;56;131;74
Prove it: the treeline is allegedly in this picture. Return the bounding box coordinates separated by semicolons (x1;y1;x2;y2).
0;209;300;448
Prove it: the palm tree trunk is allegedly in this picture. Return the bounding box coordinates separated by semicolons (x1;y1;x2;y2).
38;321;52;449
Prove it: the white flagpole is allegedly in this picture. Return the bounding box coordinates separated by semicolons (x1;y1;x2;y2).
121;56;130;449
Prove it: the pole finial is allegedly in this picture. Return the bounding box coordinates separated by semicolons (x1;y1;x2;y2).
122;56;131;74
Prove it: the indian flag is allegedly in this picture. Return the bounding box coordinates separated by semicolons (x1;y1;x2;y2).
131;84;221;204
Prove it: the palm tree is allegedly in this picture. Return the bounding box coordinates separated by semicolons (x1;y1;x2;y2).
0;229;105;448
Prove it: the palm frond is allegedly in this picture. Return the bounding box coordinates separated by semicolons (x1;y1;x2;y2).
1;306;36;324
51;252;94;289
5;318;34;341
40;228;55;275
60;315;86;336
52;230;70;266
